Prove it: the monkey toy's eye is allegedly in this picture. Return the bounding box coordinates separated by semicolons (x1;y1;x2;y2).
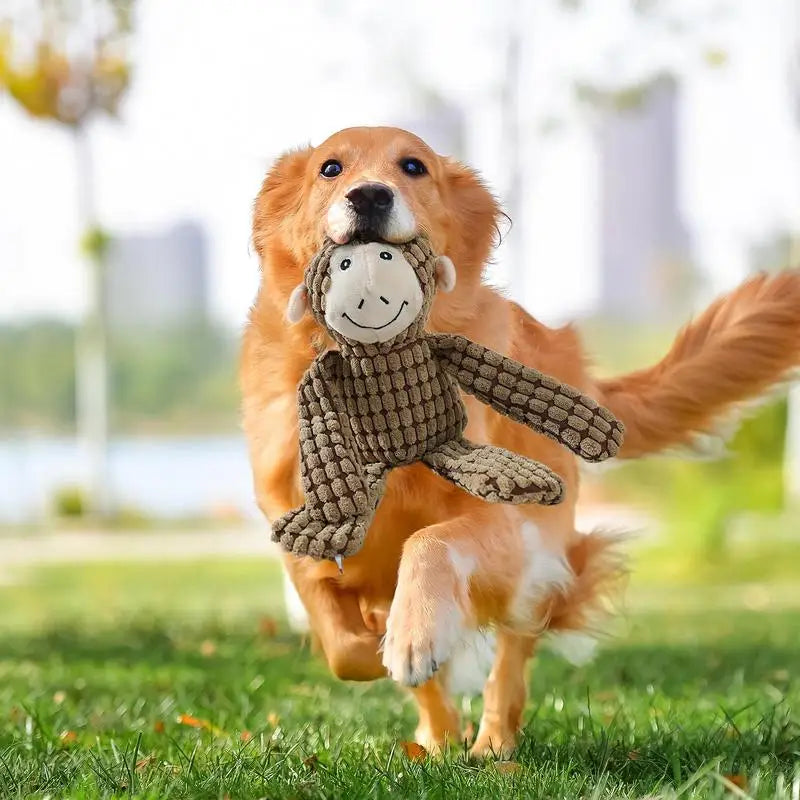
320;159;343;178
340;258;351;270
379;251;392;261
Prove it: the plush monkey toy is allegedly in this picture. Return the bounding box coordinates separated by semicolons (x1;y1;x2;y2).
275;236;624;565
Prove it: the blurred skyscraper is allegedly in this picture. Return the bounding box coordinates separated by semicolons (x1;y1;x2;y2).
597;78;694;321
105;221;209;328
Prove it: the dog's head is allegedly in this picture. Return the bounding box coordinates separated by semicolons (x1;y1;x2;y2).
253;127;500;317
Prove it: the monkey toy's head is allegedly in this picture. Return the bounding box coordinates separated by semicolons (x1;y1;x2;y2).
285;236;456;349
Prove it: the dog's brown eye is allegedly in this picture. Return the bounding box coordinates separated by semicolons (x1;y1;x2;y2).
320;159;343;178
379;251;392;261
399;157;426;177
340;258;351;270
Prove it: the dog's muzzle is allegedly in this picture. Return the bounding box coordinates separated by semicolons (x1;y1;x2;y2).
326;181;416;244
346;182;394;240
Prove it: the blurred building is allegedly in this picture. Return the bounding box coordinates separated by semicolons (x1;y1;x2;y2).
597;78;694;321
105;221;209;329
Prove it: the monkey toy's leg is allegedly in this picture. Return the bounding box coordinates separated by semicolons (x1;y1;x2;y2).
422;438;564;506
273;462;389;560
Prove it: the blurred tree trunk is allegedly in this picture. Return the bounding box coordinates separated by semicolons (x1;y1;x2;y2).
74;124;110;516
783;2;800;506
783;230;800;506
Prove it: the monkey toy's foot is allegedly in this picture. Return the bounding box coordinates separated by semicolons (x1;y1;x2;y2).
272;505;371;560
423;438;564;505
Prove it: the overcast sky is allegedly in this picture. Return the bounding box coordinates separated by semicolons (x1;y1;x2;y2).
1;0;798;327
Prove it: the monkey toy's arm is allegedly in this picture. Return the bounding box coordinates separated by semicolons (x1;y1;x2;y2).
295;351;372;521
428;333;624;462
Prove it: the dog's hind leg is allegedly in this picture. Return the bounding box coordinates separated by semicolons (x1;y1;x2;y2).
410;676;461;754
469;631;537;758
381;500;586;755
467;528;626;758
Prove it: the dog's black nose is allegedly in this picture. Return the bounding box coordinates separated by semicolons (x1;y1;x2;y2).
346;183;394;215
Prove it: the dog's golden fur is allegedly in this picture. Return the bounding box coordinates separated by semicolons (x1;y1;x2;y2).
241;126;800;755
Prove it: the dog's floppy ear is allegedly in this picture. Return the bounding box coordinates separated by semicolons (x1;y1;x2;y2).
252;146;313;259
435;255;456;292
286;284;309;323
441;158;500;282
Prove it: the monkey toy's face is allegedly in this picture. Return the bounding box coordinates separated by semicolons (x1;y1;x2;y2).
286;236;457;347
323;242;423;344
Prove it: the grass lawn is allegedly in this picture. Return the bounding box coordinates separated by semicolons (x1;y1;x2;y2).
1;546;799;799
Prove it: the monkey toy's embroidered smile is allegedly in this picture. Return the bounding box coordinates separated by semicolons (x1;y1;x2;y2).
343;299;408;330
274;236;625;564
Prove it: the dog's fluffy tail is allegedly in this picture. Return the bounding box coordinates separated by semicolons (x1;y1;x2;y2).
597;269;800;458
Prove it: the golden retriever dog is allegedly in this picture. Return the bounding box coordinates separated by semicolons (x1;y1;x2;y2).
241;126;800;756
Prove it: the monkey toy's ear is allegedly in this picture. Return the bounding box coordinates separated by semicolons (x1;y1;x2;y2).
286;284;309;323
435;255;457;293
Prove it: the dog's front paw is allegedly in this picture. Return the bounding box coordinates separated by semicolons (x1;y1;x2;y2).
382;576;465;687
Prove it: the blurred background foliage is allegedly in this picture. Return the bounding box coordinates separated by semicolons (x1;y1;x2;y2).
0;0;132;126
582;317;790;557
0;320;238;434
607;401;787;553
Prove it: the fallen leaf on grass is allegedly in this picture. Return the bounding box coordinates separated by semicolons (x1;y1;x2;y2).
494;761;522;775
724;774;748;790
176;713;204;728
135;756;156;772
88;712;105;729
399;741;427;760
258;616;278;637
303;754;319;771
176;713;226;737
59;730;77;745
628;750;640;761
200;639;217;657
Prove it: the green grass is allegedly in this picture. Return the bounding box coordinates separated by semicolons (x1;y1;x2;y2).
1;554;799;799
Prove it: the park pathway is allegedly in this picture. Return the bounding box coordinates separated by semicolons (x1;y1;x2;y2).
0;503;653;584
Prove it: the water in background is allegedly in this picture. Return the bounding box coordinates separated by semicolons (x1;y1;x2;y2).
0;436;260;524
